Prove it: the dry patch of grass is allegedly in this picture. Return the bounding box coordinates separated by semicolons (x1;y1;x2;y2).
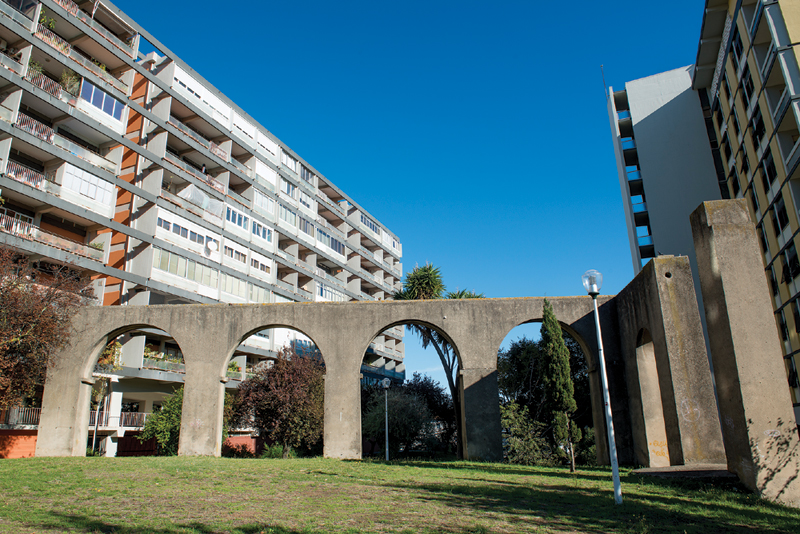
0;457;797;533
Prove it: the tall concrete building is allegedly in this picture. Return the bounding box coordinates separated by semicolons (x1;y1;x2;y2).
0;0;404;455
608;0;800;423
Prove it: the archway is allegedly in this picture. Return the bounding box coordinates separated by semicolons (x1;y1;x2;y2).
222;324;326;458
360;320;461;459
497;319;600;466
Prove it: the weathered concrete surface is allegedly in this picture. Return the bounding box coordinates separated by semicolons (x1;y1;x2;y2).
615;256;726;467
691;200;800;507
35;296;625;463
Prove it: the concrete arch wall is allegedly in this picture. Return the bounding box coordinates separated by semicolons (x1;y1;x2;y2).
615;256;726;467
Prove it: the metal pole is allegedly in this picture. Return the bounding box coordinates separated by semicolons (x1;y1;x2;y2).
384;387;389;461
592;295;622;504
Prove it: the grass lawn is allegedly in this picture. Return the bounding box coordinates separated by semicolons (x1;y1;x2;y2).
0;457;798;533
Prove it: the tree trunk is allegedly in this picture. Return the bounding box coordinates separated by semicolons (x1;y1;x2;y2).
282;444;291;459
568;419;576;473
425;330;463;459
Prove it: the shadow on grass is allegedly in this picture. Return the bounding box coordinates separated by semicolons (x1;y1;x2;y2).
375;472;800;534
31;513;494;534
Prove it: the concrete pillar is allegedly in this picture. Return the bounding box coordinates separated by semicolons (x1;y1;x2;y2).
322;359;362;459
691;199;800;507
459;368;503;461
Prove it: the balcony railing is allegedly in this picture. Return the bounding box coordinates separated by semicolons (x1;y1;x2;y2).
0;0;34;29
53;134;117;173
0;212;104;261
35;24;72;56
16;111;55;143
230;157;252;177
142;356;186;374
120;412;149;428
164;153;226;194
66;1;136;58
0;49;22;75
25;70;64;99
88;410;109;427
5;161;53;190
1;406;40;426
317;190;345;215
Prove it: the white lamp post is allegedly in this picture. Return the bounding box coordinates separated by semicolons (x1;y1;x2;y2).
382;378;391;461
582;269;623;505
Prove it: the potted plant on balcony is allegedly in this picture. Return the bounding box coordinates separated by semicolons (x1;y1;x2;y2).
60;68;80;97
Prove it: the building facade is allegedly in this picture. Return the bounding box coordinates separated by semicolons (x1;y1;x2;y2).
608;0;800;423
0;0;404;456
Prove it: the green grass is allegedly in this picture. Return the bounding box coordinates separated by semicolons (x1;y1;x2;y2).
0;457;797;533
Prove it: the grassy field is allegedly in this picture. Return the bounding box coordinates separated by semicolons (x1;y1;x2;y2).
0;457;798;533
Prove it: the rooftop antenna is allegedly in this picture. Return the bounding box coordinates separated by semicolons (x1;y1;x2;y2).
601;64;609;100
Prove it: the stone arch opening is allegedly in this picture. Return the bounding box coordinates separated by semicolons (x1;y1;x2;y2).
221;324;326;458
360;319;463;459
76;323;188;457
496;318;602;465
633;328;670;467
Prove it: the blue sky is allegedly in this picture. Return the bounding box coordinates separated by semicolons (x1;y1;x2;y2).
114;0;708;386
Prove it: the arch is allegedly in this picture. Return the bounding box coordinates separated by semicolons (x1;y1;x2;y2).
495;317;604;465
225;323;324;382
634;328;670;467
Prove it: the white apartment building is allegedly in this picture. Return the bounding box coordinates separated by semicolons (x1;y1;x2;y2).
0;0;404;456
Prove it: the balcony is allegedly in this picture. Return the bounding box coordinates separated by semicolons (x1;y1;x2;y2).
0;0;34;31
230;157;253;178
1;406;40;426
168;115;229;162
164;153;226;194
33;24;128;95
89;411;150;428
0;48;23;75
25;69;67;100
0;211;104;262
317;190;345;216
14;112;118;173
142;356;186;374
5;160;53;190
53;0;136;58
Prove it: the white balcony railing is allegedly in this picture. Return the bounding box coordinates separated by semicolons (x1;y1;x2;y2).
164;153;226;194
1;406;40;426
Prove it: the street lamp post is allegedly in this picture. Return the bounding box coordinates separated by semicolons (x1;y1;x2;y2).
382;378;391;461
582;269;623;505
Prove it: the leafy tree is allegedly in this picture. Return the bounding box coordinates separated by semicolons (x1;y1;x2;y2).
233;348;324;458
362;388;432;457
539;298;580;472
0;248;93;406
403;372;455;451
89;340;122;453
392;263;482;458
139;386;183;456
500;402;551;465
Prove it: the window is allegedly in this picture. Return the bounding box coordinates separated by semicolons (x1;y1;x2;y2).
779;310;789;341
783;243;800;282
157;217;171;231
730;169;741;197
721;133;732;161
251;257;270;274
731;106;740;136
317;228;345;255
731;27;744;68
318;283;346;302
773;193;789;233
763;148;778;186
226;206;249;230
750;187;760;213
278;204;296;226
742;65;755;109
253;189;275;214
281;150;298;172
757;224;768;252
224;245;247;263
793;300;800;333
300;165;314;184
360;213;380;235
252;220;272;242
722;75;732;104
172;222;189;239
158;216;209;245
769;266;779;296
61;163;114;204
221;273;247;298
298;216;314;236
299;190;313;209
281;179;297;199
152;246;218;288
750;106;765;148
80;80;124;121
249;283;270;303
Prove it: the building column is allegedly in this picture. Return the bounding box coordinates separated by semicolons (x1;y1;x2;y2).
691;199;800;507
459;367;503;461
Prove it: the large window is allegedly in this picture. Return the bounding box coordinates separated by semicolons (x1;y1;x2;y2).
298;216;314;237
741;65;754;109
300;165;314;184
61;163;114;204
750;106;765;148
252;220;272;242
152;247;218;288
80;80;124;121
281;150;298;172
361;213;379;235
221;272;247;298
317;228;345;255
282;178;297;199
279;204;296;226
299;190;313;209
253;189;274;214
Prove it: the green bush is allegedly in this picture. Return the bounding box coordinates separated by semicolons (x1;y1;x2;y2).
260;444;296;459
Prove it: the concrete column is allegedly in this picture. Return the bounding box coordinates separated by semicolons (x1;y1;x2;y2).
459;368;503;461
691;199;800;507
322;360;362;459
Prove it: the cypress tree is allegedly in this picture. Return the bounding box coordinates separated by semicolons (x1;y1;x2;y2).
540;298;580;472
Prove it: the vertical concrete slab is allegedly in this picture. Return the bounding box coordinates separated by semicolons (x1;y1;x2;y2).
616;257;725;467
691;199;800;507
319;337;362;460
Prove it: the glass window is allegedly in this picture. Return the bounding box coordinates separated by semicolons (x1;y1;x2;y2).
81;80;125;122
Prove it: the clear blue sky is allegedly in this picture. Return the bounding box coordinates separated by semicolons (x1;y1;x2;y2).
113;0;708;386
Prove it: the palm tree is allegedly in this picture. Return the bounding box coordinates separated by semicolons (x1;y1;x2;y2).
393;263;483;458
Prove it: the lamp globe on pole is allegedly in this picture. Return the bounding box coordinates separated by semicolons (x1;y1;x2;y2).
583;269;622;505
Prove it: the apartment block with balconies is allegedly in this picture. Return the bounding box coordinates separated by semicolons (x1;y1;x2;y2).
0;0;404;457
